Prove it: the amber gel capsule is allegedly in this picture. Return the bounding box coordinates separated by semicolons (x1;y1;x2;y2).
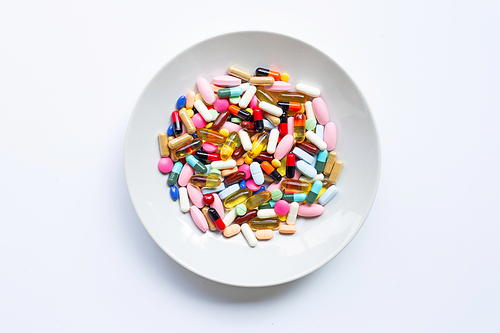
277;92;307;103
196;128;226;144
220;131;240;160
224;188;252;209
293;113;306;143
246;190;271;209
174;139;203;158
255;87;277;105
249;217;280;231
281;179;312;193
189;174;221;188
247;132;269;159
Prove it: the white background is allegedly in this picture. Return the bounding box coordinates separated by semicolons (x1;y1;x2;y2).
1;0;499;332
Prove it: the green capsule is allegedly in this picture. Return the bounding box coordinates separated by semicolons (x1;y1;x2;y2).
305;180;323;204
167;161;184;186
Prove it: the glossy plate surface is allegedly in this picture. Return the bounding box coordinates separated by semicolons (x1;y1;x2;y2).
125;31;380;287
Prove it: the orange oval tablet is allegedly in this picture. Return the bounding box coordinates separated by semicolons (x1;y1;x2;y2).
279;225;296;234
255;229;274;240
223;224;241;238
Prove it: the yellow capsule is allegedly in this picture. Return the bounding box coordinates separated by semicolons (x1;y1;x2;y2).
323;151;337;175
196;128;226;144
224;189;252;209
244;156;253;164
249;217;280;230
328;160;343;184
246;190;271;209
174;138;203;158
247;132;269;159
255;87;277;105
219;128;229;137
158;132;170;157
271;159;281;168
281;73;290;82
282;179;312;193
189;174;221;188
220;131;240;161
277;156;287;176
202;206;217;232
186;108;194;117
293;113;306;143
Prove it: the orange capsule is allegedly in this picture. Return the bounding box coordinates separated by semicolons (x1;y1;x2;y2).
260;161;282;182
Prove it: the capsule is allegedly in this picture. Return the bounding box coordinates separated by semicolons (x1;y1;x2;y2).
172;111;182;137
255;67;281;81
253;106;264;132
328;160;343;184
223;188;252;209
249;217;280;231
315;150;328;173
247;132;269;158
196;128;226;144
305;180;323;204
168;133;193;149
245;190;271;209
253;152;273;163
281;179;312;193
224;170;246;186
277;101;302;112
194;151;220;163
323;151;337;175
296;142;319;155
278;111;288;137
167;161;183;186
207;208;226;231
234;209;258;225
174;138;203;158
158;132;170;157
240;120;255;131
282;192;307;202
189;174;221;188
261;161;282;182
227;105;252;120
212;110;230;131
228;66;252;81
185;155;207;174
178;108;196;134
218;87;243;98
220;131;240;160
232;145;245;159
293;113;306;143
276;92;307;103
286;153;296;178
255;87;277;105
201;206;217;231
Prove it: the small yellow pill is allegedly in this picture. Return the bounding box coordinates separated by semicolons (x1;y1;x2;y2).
219;128;229;137
255;229;273;240
186;108;194;117
278;214;286;222
271;159;281;168
281;73;290;82
244;156;253;164
279;224;296;234
223;224;241;238
205;122;213;129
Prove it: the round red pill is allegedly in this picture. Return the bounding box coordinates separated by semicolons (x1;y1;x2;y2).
203;193;215;205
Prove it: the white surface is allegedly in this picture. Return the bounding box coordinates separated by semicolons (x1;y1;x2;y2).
125;31;380;287
1;0;499;331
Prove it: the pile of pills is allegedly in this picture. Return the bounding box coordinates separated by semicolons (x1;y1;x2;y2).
157;65;343;247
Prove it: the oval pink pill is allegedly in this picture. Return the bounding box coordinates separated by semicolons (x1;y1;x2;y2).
274;200;290;215
266;179;283;192
210;194;225;219
245;179;261;191
274;134;294;160
249;95;258;109
212;75;241;87
197;77;215;105
213;97;229;112
178;163;194;187
264;81;292;92
324;122;337;150
221;121;242;133
158;157;173;173
312;97;329;125
297;204;324;217
202;142;218;153
191;113;207;129
238;164;251;180
190;206;208;232
187;183;204;209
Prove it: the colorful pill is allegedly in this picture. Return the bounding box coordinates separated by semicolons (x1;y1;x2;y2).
305;101;316;127
158;132;170;157
293;113;306;143
238;129;252;151
323;151;337;175
277;92;307;103
189;206;208;232
255;229;273;240
201;206;217;231
328;160;343;184
255;67;281;81
249;217;280;231
257;209;277;219
179;108;196;134
167;124;174;136
274;134;294;160
247;132;269;158
282;192;307;202
185;155;207;174
223;208;237;226
264;81;292;92
250;76;274;86
223;188;252;209
228;66;252;81
315;150;328;173
253;106;264;133
281;179;312;192
218;87;243;98
306;180;323;204
167;161;183;186
297;204;324;217
197;77;216;104
261;161;282;182
278;111;288;137
312;97;329;125
218;183;240;200
168;133;193;149
246;190;271;209
194;151;220;163
196;128;226;144
189;174;221;188
279;225;296;234
295;142;319;155
227;105;252;120
172;111;183;136
259;101;283;117
277;101;302;112
223;224;241;238
318;185;338;205
186;91;195;109
292;147;315;165
234;209;258;225
255;87;277;105
286;153;296;178
213;75;241;87
207;208;226;231
170;185;179;201
224;170;246;186
174;138;203;158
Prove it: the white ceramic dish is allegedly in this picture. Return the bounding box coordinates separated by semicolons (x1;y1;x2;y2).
125;31;380;287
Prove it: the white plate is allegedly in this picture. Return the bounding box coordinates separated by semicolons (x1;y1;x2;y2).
125;31;380;287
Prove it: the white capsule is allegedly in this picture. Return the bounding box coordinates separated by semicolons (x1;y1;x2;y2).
266;129;279;154
305;101;316;126
223;208;237;226
305;131;327;150
218;183;240;200
315;124;324;141
238;82;250;92
296;83;321;97
263;119;276;130
179;187;190;213
238;129;252;151
241;223;258;247
239;85;256;108
257;209;278;219
299;173;324;183
259;101;283;117
318;185;338;205
211;159;236;170
194;100;213;122
296;160;317;178
286;202;299;225
250;162;265;185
